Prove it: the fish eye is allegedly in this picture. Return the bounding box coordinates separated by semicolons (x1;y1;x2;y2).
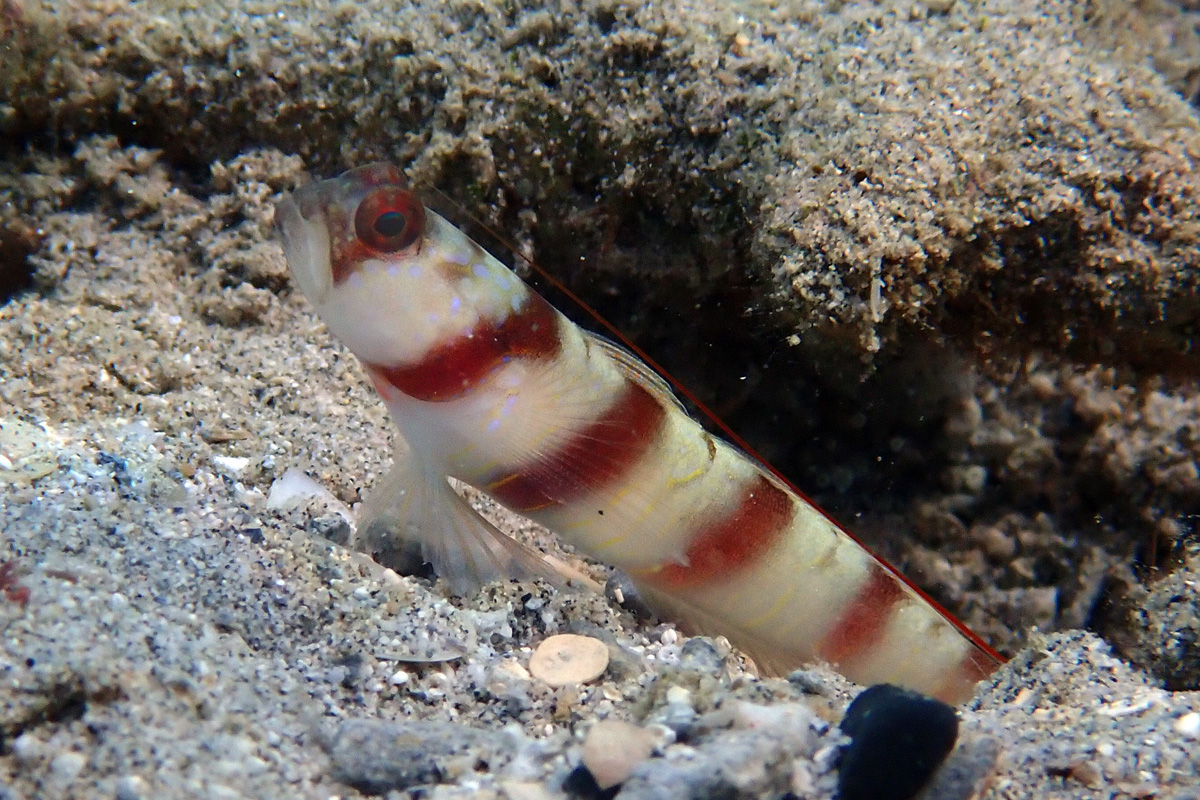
373;211;407;238
354;188;426;253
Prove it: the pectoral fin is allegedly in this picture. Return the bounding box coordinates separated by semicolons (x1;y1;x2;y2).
354;439;569;593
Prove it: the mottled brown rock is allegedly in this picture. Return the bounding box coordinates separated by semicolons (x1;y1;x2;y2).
2;0;1198;367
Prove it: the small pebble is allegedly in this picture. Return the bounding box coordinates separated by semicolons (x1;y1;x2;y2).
1065;760;1103;788
11;733;42;765
837;684;959;800
978;525;1017;561
791;760;817;795
581;719;658;790
1175;711;1200;739
729;700;819;737
115;775;148;800
1026;371;1057;400
646;697;697;738
328;718;497;794
920;0;957;13
553;685;579;720
664;685;691;706
529;634;609;686
500;780;558;800
210;455;250;475
604;572;655;620
787;669;830;696
677;638;723;675
48;751;87;785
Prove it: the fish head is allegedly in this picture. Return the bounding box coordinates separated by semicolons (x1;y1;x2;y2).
275;163;526;366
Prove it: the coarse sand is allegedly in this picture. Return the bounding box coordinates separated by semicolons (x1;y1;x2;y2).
2;1;1199;798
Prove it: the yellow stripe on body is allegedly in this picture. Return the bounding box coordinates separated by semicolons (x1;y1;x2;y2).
579;431;721;554
529;413;753;569
369;252;983;698
485;472;521;491
424;302;733;569
660;494;875;663
571;483;647;554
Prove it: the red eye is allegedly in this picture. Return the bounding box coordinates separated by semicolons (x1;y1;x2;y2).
354;188;426;253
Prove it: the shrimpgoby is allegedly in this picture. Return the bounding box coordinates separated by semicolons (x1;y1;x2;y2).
274;163;1002;703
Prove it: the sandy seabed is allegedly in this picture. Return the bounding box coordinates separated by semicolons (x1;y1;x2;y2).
2;1;1200;798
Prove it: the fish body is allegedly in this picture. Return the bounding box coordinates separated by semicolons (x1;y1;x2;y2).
275;164;1001;702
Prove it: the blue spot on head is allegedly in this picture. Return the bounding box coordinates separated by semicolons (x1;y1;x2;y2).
409;265;422;278
487;418;500;432
472;263;489;280
450;296;461;313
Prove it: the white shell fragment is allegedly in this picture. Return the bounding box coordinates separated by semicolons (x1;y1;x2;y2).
528;634;609;686
210;455;250;475
265;467;354;524
581;719;658;790
0;418;60;484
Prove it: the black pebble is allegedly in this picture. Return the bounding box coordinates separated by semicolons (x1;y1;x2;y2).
837;684;959;800
604;571;656;620
678;638;724;676
562;765;619;800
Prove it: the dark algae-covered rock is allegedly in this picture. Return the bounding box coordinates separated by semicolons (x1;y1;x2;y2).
837;684;959;800
324;718;512;795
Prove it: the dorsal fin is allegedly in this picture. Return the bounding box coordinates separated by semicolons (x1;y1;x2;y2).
584;329;688;415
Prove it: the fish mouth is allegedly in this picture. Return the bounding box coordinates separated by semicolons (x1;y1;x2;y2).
275;164;411;302
274;184;335;303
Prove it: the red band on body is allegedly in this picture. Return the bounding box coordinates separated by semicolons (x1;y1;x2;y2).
645;474;794;589
486;379;667;513
816;564;906;667
367;293;561;402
